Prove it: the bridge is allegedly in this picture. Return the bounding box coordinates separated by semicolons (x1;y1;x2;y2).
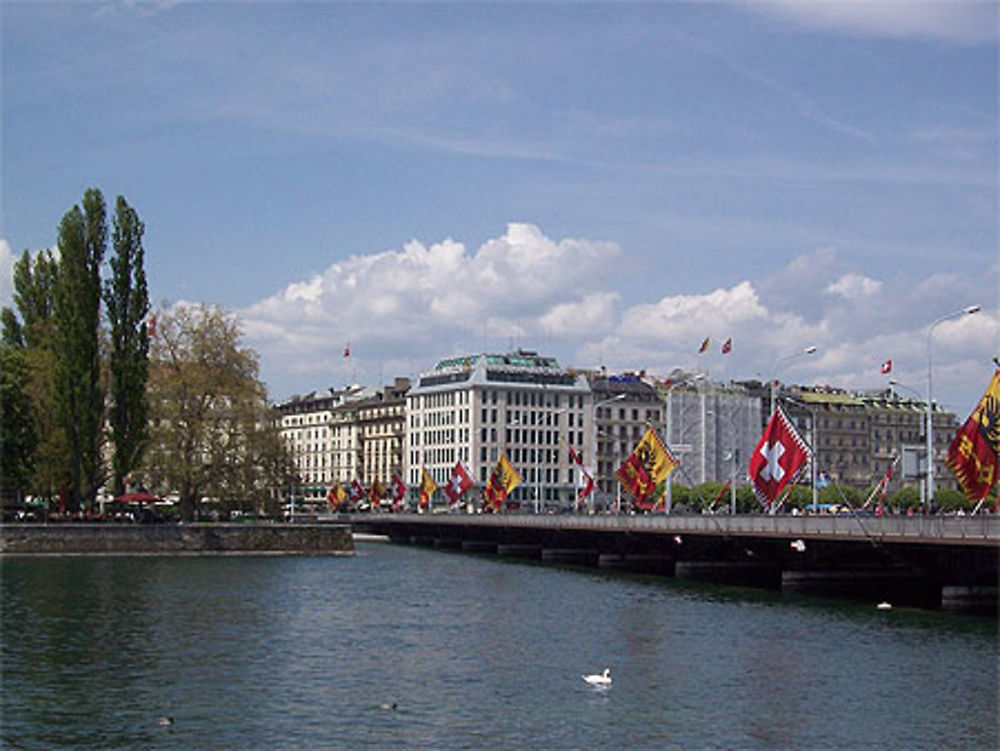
348;513;999;614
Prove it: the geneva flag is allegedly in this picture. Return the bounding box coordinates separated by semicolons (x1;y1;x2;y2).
947;369;1000;503
484;454;522;512
419;467;437;510
749;406;811;505
616;426;677;507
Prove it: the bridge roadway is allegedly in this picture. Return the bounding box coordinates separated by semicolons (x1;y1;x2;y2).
348;513;999;614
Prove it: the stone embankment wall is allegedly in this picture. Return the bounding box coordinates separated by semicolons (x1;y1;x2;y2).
0;523;354;556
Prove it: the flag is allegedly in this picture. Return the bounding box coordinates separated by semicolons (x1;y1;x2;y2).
748;406;812;505
946;369;1000;503
391;473;407;510
698;337;710;354
881;358;892;374
443;461;474;505
484;454;522;512
721;337;732;354
327;482;347;511
349;479;366;504
569;446;595;503
616;427;678;507
369;479;386;508
419;467;437;510
879;455;899;501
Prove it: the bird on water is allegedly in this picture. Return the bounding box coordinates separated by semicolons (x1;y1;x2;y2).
583;668;612;687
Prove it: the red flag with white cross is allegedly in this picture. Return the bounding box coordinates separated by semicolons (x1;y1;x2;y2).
443;461;474;505
748;406;811;506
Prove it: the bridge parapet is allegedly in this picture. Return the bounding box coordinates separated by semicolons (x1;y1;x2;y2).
349;513;1000;546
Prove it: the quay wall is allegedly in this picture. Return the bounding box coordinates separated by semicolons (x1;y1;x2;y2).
0;523;354;556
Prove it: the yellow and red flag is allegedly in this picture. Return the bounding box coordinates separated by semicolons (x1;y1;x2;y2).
419;467;437;511
327;482;347;511
947;369;1000;503
616;427;678;508
484;454;522;512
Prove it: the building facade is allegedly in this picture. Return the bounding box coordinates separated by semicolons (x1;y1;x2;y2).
406;351;593;511
274;385;374;504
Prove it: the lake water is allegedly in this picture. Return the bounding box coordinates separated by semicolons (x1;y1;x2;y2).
2;541;997;750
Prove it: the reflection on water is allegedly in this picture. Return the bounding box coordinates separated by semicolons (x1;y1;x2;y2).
2;544;997;750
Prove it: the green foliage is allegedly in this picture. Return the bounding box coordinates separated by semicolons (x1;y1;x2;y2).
933;487;969;513
52;190;107;509
2;308;24;347
0;344;37;504
889;486;921;511
104;196;150;496
143;305;290;520
11;248;58;349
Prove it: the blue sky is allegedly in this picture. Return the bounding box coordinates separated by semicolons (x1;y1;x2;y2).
2;1;997;413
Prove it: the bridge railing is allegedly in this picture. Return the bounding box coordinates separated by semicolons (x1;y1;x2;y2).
349;513;1000;544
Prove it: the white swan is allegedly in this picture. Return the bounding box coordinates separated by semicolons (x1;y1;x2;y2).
583;668;612;686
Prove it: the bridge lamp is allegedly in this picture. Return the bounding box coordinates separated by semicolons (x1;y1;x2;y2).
770;346;818;416
926;305;980;504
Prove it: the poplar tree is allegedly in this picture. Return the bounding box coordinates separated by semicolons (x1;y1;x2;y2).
104;196;150;497
3;248;68;504
0;344;36;508
52;189;107;510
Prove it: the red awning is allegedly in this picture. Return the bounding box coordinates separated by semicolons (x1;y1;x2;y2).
113;492;161;504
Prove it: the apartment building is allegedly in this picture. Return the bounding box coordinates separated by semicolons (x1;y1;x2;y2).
405;350;592;511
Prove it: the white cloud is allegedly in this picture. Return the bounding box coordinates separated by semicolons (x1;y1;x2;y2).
825;273;882;300
0;239;14;309
240;223;622;391
238;226;996;413
747;1;997;44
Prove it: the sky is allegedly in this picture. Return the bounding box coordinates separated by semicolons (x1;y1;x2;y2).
2;0;997;415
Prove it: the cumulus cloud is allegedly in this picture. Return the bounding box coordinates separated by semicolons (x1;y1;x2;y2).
825;273;882;300
240;223;622;392
0;239;14;308
239;224;995;412
745;0;997;44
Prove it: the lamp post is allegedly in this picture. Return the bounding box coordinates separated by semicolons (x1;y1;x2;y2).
591;393;626;514
888;378;927;507
770;346;818;416
664;373;707;513
926;305;980;503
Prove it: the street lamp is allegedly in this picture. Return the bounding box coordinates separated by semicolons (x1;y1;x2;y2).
663;373;708;514
926;305;980;502
770;346;818;415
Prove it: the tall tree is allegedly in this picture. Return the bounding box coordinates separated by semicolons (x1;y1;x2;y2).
10;248;58;349
104;196;151;497
143;305;287;520
52;189;107;510
0;344;37;509
3;248;68;504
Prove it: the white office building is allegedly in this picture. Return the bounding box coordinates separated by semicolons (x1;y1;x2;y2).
405;351;593;511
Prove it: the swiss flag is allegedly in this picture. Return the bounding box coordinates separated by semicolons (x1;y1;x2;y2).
391;473;407;502
748;407;811;505
443;462;474;505
349;479;366;503
880;358;892;374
